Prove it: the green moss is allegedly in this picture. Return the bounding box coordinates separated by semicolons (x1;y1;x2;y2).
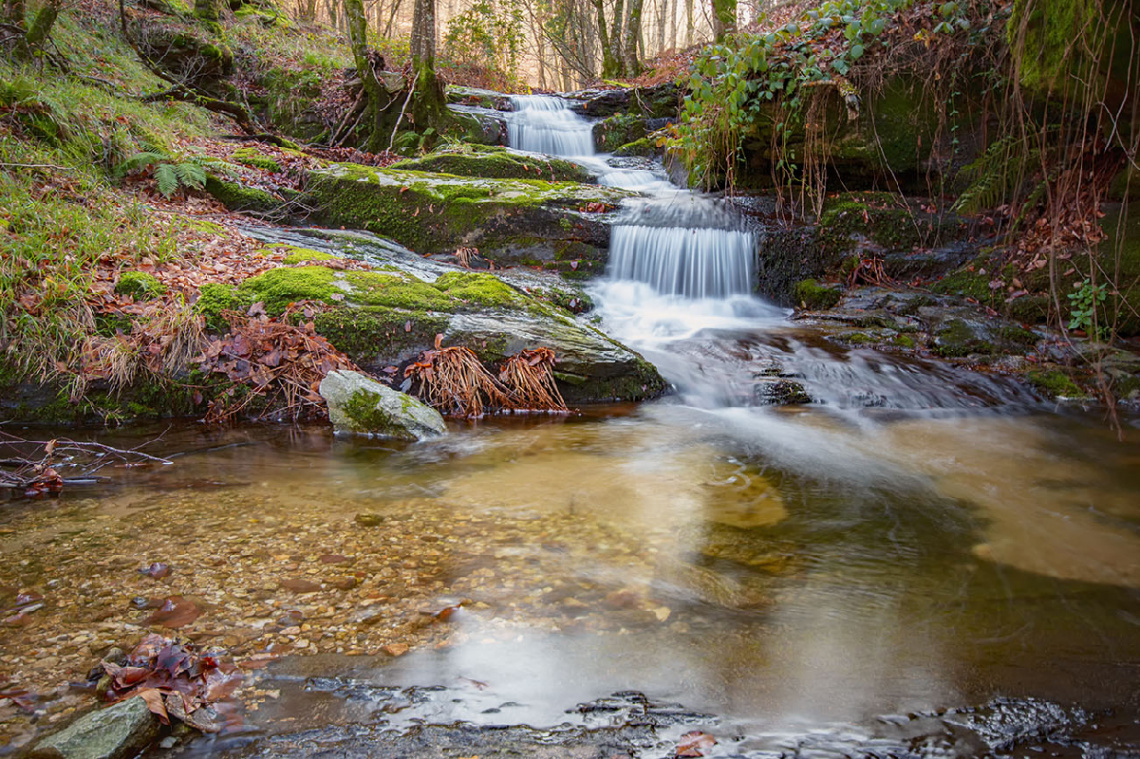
204;176;282;214
433;271;527;310
614;137;657;157
195;282;253;331
313;307;448;363
390;145;590;183
342;389;396;434
934;319;994;358
892;334;916;348
236;266;339;314
594;113;648;153
1027;369;1086;399
114;271;166;299
793;279;841;310
342;270;455;311
232;147;281;172
281;247;336;264
930;257;995;303
818;192;920;254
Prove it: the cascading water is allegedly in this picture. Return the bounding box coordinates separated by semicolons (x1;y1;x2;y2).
507;94;756;299
505;93;1037;413
506;95;596;157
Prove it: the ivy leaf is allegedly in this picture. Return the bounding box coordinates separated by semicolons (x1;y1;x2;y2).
850;43;865;59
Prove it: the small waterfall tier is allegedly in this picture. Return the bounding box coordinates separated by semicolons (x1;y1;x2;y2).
507;95;595;157
607;224;755;298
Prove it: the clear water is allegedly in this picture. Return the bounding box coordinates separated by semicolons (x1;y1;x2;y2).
2;98;1138;756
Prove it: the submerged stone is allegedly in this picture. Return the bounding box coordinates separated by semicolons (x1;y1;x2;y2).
30;696;159;759
320;370;447;440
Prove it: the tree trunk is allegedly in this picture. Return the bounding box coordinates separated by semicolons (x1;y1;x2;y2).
344;0;398;151
622;0;642;76
22;0;60;51
6;0;25;29
711;0;734;41
409;0;447;140
684;0;693;46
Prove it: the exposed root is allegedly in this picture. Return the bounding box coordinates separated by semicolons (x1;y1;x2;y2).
846;256;892;288
498;347;567;412
403;337;509;418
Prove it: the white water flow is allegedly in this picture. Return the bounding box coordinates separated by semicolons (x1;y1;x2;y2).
508;94;757;299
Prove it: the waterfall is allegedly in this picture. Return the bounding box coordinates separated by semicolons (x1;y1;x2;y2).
505;94;755;299
608;225;755;298
506;95;595;157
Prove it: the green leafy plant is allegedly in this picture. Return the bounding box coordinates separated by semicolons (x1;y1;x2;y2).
117;151;208;198
1067;279;1108;339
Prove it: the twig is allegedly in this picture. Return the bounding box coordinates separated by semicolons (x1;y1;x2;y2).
388;70;420;152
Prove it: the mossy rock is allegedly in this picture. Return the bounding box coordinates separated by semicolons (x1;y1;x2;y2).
614;137;658;158
303;163;630;266
1027;368;1087;399
232;147;281;172
204;176;284;214
280;246;337;264
793;279;841;310
818;192;924;255
576;83;683;119
115;271;167;300
389;145;590;183
446;86;511;110
593;114;648;154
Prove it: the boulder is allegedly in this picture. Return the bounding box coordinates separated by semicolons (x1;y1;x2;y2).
389;145;591;183
319;370;447;440
196;258;667;405
303;162;632;272
570;83;683;119
30;697;159;759
136;23;233;86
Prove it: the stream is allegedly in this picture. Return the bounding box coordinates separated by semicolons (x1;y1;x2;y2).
1;96;1139;757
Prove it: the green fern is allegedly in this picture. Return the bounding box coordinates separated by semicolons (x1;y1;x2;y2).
154;163;180;198
952;136;1040;215
118;152;209;198
116;150;168;177
173;161;206;191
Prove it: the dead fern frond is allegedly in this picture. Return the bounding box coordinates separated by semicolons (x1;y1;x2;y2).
498;347;567;412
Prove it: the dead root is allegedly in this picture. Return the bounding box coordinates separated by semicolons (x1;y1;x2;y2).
846;256;893;288
403;336;509;418
498;347;567;413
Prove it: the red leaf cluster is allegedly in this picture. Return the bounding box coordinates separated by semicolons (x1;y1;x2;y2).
99;634;243;733
195;304;359;422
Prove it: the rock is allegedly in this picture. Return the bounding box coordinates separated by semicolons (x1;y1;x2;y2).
380;642;409;657
30;697;159;759
136;25;232;87
389;145;592;183
354;513;384;527
319;370;447;441
448;107;508;146
570;83;683;119
303;162;632;267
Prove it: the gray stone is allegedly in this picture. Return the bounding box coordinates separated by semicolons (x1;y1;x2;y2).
31;697;159;759
320;370;447;441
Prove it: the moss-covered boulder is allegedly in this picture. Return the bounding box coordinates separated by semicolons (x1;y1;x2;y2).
389;145;591;183
303;163;632;272
593;114;649;154
319;369;447;440
204;176;285;215
446;86;512;111
260;66;328;142
199;265;666;405
614;138;659;158
793;279;841;310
